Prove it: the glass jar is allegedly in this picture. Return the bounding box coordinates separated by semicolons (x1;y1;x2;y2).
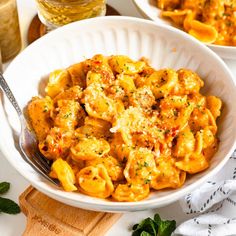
35;0;107;29
0;0;22;62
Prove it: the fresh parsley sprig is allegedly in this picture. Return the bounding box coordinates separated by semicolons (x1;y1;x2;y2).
132;213;176;236
0;182;10;194
0;182;20;214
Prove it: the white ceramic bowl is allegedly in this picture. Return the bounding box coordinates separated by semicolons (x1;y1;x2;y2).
133;0;236;60
1;16;236;212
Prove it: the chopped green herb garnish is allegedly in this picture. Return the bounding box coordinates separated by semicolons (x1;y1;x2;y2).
43;105;49;112
144;162;149;167
63;112;72;118
144;179;151;184
173;110;178;116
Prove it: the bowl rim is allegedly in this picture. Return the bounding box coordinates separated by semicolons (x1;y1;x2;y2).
2;16;236;211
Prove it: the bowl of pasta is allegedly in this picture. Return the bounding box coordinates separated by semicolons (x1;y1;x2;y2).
133;0;236;59
1;16;236;212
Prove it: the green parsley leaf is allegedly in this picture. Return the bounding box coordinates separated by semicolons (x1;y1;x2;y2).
0;197;21;214
158;220;176;236
0;182;10;194
131;213;176;236
155;213;176;236
140;231;152;236
154;213;162;225
132;218;157;236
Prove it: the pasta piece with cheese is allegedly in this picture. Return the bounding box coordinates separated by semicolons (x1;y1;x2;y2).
176;128;212;174
86;71;104;87
27;96;53;141
86;156;124;181
206;96;222;120
124;148;158;185
111;106;165;147
104;82;126;101
202;127;215;149
159;95;194;131
194;127;215;153
67;62;86;89
53;86;83;103
77;164;114;198
189;107;208;130
109;133;131;162
177;69;204;94
189;107;217;134
51;158;77;192
109;55;145;75
46;69;72;98
151;156;186;189
176;102;195;131
117;73;136;93
70;136;110;161
173;126;195;157
129;86;156;110
84;116;111;131
188;93;206;108
83;54;115;86
39;127;74;160
158;142;172;159
53;100;85;130
134;62;155;88
112;183;149;202
175;153;209;174
203;138;219;161
84;83;124;122
160;95;187;110
76;116;111;139
146;69;178;98
201;0;225;24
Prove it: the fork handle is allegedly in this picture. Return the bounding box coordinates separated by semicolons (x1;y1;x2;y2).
0;73;22;116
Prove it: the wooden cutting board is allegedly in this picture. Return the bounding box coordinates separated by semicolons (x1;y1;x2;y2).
19;186;122;236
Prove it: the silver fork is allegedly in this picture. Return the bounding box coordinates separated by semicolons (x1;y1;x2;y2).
0;73;59;186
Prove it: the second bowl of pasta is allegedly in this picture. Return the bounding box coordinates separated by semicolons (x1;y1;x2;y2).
133;0;236;59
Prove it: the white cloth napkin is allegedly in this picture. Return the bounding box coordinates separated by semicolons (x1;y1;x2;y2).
174;150;236;236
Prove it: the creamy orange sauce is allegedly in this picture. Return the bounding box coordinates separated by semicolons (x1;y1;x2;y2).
158;0;236;46
28;55;222;201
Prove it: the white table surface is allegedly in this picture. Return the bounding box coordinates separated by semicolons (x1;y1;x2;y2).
1;0;236;235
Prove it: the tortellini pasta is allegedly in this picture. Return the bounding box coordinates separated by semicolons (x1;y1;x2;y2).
151;156;186;189
70;136;110;161
51;158;77;192
112;183;150;202
124;148;158;185
27;96;53;141
28;54;222;201
157;0;236;45
77;164;114;198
